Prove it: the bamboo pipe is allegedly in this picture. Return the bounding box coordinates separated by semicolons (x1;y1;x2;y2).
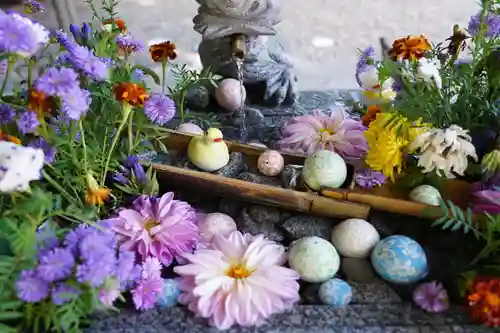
231;34;246;60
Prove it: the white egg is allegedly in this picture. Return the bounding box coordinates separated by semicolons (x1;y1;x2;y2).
331;219;380;259
198;213;237;243
302;150;347;191
176;123;204;135
409;185;442;206
288;236;340;283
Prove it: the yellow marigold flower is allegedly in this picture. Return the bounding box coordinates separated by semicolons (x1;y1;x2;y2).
85;173;111;206
365;130;408;181
364;112;405;144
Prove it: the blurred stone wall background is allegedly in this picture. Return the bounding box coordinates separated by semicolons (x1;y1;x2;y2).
10;0;480;90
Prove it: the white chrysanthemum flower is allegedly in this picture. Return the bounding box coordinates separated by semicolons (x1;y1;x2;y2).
0;141;44;193
416;58;442;89
408;125;478;179
358;66;397;103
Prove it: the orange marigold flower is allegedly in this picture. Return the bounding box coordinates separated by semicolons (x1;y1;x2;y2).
28;89;53;114
361;105;381;127
388;35;431;61
149;41;177;63
0;129;21;144
85;173;111;206
467;276;500;327
113;82;149;107
103;18;127;33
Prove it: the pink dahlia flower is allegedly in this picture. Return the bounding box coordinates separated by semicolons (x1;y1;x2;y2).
413;281;449;313
105;192;199;266
472;189;500;214
278;107;368;160
132;257;164;310
174;230;300;330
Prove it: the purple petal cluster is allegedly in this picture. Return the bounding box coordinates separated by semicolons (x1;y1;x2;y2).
115;33;145;54
112;155;148;186
468;12;500;37
355;169;386;189
355;46;376;88
131;257;164;310
0;10;49;57
28;137;56;164
55;30;109;81
0;103;15;124
15;223;140;307
23;0;44;13
69;22;92;45
144;94;176;125
17;110;39;134
471;188;500;214
413;281;449;313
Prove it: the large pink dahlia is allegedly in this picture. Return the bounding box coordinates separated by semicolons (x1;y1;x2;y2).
105;192;199;266
278;107;368;160
174;230;300;330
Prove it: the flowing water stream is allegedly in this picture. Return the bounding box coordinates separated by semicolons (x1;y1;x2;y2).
235;59;248;142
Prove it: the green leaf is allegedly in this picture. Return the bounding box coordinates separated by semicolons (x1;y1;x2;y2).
431;216;447;227
131;65;161;85
0;311;23;320
438;199;449;216
0;300;22;311
0;322;17;333
442;219;455;230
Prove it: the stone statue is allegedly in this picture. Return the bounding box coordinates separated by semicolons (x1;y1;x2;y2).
193;0;297;106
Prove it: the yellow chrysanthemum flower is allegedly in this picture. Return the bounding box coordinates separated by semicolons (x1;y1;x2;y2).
365;130;409;181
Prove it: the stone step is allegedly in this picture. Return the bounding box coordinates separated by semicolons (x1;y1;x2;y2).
84;304;489;333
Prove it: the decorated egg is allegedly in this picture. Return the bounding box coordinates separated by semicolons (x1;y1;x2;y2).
318;278;353;307
371;235;428;284
331;219;380;259
288;236;340;283
214;78;246;113
302;150;347;191
156;278;181;308
409;185;442;206
176;123;204;135
257;150;284;176
198;213;237;243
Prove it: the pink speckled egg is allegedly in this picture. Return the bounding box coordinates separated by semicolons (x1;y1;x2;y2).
214;78;246;113
198;213;237;243
257;150;284;176
176;123;204;135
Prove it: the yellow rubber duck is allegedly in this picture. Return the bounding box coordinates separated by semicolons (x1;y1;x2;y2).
187;128;230;172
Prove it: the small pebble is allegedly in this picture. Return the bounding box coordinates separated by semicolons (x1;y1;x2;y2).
311;36;334;48
156;279;180;308
318;278;352;306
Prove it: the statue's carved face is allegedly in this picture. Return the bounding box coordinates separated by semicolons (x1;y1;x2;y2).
207;0;263;16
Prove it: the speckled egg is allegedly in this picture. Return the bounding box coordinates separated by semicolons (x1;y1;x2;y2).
257;150;284;176
288;236;340;283
176;122;204;135
318;278;353;307
156;279;181;308
199;213;237;243
409;185;442;206
371;235;429;284
214;78;246;113
331;219;380;259
302;150;347;191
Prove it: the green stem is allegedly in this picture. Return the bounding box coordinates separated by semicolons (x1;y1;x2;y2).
0;58;14;97
128;111;134;154
161;61;167;94
42;170;78;206
27;57;33;89
101;103;132;185
79;120;88;172
179;90;186;123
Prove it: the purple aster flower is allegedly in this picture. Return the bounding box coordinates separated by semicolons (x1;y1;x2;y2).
132;69;146;81
23;0;44;13
35;67;80;97
355;169;386;189
28;137;56;163
75;255;116;287
468;12;500;37
0;11;49;57
15;269;50;302
116;251;141;288
115;33;144;54
143;94;176;125
36;223;59;259
51;283;79;305
0;103;15;124
355;46;376;87
37;247;75;282
68;45;109;81
17;111;39;134
54;30;78;52
413;281;449;313
61;88;91;120
63;225;90;253
78;232;113;263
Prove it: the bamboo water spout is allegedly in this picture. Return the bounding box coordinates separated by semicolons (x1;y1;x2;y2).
231;34;246;60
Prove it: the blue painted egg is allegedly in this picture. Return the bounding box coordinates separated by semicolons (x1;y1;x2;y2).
156;279;180;308
370;235;428;284
318;278;352;306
